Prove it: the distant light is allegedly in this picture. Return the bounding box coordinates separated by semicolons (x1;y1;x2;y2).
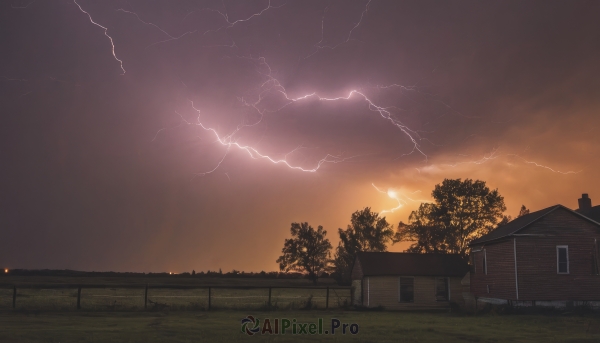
387;190;397;199
4;269;7;273
169;272;172;275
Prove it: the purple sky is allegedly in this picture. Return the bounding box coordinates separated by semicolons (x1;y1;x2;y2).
1;0;599;272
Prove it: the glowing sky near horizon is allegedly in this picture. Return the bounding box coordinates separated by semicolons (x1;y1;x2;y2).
1;0;599;273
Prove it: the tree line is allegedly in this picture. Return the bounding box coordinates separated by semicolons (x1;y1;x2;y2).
277;178;529;285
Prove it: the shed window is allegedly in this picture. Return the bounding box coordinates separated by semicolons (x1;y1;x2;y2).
435;277;449;301
557;246;569;274
399;277;414;303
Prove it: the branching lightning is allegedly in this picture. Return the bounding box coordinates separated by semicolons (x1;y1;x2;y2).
305;0;372;59
70;0;581;180
234;55;427;160
507;154;582;175
372;183;403;214
11;0;35;9
425;149;582;175
73;0;126;74
164;101;355;175
116;8;178;41
443;148;500;168
75;0;435;176
372;183;430;214
142;0;285;50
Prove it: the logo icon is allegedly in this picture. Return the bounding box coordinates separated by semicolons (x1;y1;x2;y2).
241;315;261;335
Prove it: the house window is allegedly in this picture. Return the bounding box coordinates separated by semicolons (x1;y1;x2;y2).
399;277;414;303
435;277;449;301
557;246;569;274
483;249;487;274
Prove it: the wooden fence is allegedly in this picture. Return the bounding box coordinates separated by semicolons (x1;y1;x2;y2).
1;284;351;311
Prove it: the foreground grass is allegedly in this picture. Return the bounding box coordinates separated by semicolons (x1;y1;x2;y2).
0;310;599;342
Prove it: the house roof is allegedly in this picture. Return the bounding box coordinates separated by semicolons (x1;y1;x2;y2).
355;252;469;277
577;205;600;223
470;204;600;246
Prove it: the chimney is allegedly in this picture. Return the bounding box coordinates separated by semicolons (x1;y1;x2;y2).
578;194;592;210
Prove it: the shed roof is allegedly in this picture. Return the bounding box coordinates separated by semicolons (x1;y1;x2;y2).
355;252;468;277
470;204;600;246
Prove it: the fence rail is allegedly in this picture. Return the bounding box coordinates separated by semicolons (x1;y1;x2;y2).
0;284;352;310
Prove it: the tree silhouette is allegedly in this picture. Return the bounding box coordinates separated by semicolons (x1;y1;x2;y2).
497;204;530;227
518;205;530;217
395;179;506;259
333;207;394;284
276;222;332;284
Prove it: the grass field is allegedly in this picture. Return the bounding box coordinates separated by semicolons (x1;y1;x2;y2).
2;276;599;342
1;310;599;342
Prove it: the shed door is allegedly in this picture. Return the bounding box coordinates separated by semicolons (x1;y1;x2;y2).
435;277;449;301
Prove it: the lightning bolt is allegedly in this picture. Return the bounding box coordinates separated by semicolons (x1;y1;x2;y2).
421;149;582;176
116;8;178;41
306;0;372;59
507;154;582;175
155;101;356;175
142;0;285;50
11;0;35;9
235;55;428;160
372;183;433;214
76;0;431;176
73;0;126;75
372;183;404;214
443;148;500;167
70;1;580;180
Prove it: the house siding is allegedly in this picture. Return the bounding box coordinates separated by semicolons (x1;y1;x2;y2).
516;208;600;300
361;275;463;310
470;239;517;300
470;207;600;302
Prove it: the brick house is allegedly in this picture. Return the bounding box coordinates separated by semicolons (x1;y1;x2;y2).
351;252;468;310
469;195;600;308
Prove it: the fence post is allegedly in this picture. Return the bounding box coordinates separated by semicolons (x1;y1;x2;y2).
144;284;148;310
12;286;16;309
268;287;272;308
326;286;329;309
208;287;211;310
77;287;81;310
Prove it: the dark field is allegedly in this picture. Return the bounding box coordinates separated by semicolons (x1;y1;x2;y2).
0;274;337;287
1;276;599;342
1;310;599;342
